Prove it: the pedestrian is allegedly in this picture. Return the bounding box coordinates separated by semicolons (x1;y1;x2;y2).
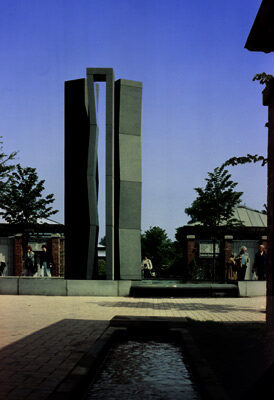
142;256;153;279
40;245;54;277
23;245;36;276
0;261;6;276
253;244;267;281
226;254;237;280
236;246;249;281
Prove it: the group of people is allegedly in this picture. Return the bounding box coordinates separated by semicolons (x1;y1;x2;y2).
23;245;54;277
227;244;267;281
141;244;267;281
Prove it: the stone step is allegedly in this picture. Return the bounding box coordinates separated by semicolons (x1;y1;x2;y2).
130;283;239;298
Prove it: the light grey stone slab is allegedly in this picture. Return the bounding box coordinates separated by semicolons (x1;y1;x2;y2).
119;181;141;229
119;85;142;136
238;281;247;297
119;79;142;88
238;281;266;297
246;281;266;296
119;229;141;280
119;134;141;182
19;277;67;296
0;277;18;295
118;280;132;295
67;280;118;296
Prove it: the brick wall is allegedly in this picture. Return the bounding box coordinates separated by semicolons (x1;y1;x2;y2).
60;238;65;277
14;236;23;276
224;237;233;280
50;237;60;277
186;236;196;279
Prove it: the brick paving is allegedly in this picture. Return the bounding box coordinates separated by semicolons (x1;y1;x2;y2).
0;295;266;399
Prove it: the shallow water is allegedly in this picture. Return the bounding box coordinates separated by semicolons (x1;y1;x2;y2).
85;339;201;400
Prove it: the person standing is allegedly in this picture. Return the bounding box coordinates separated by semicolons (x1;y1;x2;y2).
142;256;153;279
23;245;35;276
226;254;237;280
40;245;53;277
253;244;267;281
236;246;250;281
0;261;7;276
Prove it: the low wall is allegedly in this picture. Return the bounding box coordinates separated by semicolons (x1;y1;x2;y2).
0;277;132;296
238;281;266;297
0;277;267;297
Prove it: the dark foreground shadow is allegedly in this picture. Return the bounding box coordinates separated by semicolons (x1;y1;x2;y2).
185;320;272;400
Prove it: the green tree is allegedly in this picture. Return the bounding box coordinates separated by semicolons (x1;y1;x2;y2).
221;73;274;169
141;226;174;270
99;235;106;246
185;166;243;280
0;164;58;224
0;137;18;202
185;166;243;228
253;72;274;85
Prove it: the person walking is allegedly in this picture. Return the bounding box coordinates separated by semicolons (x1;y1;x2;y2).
236;246;250;281
40;245;54;277
253;244;267;281
23;245;36;276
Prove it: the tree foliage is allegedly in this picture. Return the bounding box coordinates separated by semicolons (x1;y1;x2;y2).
185;166;243;228
221;73;273;169
252;72;274;85
222;154;267;168
141;226;174;268
0;164;58;224
99;235;106;246
0;137;17;198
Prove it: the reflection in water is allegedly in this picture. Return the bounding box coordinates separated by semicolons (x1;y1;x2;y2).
85;339;201;399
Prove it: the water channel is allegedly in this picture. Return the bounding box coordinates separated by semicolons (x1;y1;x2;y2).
84;337;201;400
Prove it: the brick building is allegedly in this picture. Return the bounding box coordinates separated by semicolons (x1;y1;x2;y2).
0;222;65;277
177;206;267;281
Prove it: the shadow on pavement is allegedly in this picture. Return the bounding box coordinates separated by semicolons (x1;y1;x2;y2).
0;319;108;400
95;300;264;314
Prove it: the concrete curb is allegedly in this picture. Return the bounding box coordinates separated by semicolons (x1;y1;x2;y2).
0;277;267;297
0;278;133;296
48;326;126;400
238;280;266;297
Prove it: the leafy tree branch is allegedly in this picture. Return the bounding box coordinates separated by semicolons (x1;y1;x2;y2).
222;154;267;168
0;164;58;224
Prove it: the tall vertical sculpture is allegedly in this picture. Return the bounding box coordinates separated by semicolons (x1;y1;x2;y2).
115;80;142;279
65;69;142;280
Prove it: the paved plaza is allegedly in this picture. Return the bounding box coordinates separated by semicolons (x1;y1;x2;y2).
0;295;266;399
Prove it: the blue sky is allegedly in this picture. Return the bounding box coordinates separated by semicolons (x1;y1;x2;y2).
0;0;272;239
